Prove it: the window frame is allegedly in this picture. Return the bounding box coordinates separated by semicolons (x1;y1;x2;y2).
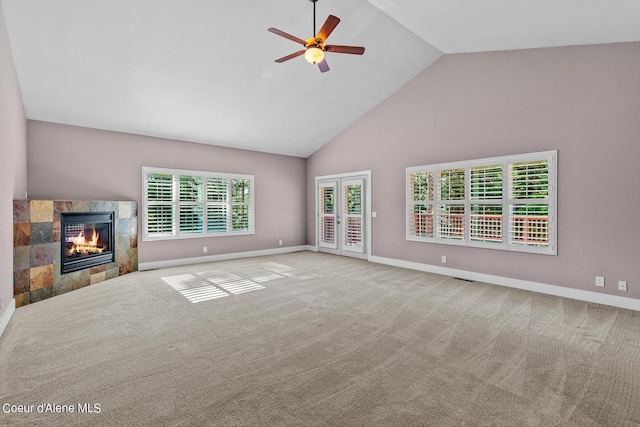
142;167;255;241
406;150;557;255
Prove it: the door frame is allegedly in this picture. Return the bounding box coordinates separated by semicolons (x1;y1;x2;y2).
314;170;372;260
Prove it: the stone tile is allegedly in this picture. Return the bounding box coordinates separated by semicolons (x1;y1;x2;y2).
130;219;138;248
13;269;30;295
14;200;30;223
13;246;31;271
72;270;91;290
13;223;30;247
54;200;73;221
90;201;107;212
30;287;54;303
53;243;61;265
91;201;117;213
58;272;78;294
30;265;54;291
117;218;130;236
30;200;53;223
73;200;90;212
119;263;131;276
118;201;131;219
89;265;106;274
106;267;120;280
15;292;31;308
102;261;118;271
130;249;138;272
31;243;54;267
116;238;131;269
90;271;106;285
30;222;53;245
53;251;62;286
53;221;61;242
116;235;131;268
54;279;74;296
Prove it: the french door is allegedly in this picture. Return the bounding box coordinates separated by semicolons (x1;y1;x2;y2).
317;174;369;259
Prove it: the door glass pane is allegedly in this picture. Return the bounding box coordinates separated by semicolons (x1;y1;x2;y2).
322;217;335;244
322;187;334;214
344;184;361;215
345;217;362;247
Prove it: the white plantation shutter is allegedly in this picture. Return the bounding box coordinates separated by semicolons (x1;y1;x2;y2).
343;179;364;253
407;171;434;238
147;205;174;236
406;150;556;255
469;164;503;244
146;173;174;237
179;205;204;234
507;155;554;252
319;182;337;249
207;178;229;233
143;167;254;241
179;175;204;234
231;179;252;232
437;167;465;241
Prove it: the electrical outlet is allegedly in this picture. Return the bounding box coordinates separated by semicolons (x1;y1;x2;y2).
618;281;628;292
595;276;605;287
279;240;282;246
441;256;447;264
203;246;207;254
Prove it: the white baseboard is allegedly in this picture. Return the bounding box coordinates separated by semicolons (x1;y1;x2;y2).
0;299;16;338
139;245;312;271
370;255;640;312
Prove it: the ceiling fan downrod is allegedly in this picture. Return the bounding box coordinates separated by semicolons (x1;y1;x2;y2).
310;0;318;37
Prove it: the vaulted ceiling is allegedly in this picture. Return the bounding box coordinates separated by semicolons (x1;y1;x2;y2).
3;0;639;157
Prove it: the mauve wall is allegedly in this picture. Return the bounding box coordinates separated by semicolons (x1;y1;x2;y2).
0;2;27;317
27;121;307;265
307;42;640;300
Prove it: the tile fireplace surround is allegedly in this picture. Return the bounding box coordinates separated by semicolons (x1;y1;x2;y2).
13;200;138;307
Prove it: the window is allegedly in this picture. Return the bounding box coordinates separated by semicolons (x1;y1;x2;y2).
143;167;254;241
407;150;556;255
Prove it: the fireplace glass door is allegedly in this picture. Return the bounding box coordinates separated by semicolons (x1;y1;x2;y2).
61;212;115;274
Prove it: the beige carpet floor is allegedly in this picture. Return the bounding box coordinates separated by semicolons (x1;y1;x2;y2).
1;251;639;426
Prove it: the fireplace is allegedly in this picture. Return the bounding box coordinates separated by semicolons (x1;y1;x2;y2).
61;212;115;274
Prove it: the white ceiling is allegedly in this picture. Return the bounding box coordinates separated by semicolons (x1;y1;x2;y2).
3;0;639;158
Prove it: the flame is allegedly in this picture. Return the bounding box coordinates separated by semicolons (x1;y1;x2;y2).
68;229;104;255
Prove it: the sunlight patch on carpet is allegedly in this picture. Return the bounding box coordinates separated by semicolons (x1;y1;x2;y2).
161;262;320;303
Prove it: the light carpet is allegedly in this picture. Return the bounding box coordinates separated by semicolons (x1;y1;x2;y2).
1;251;639;426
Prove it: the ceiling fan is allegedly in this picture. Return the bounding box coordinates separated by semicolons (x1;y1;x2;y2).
268;0;365;73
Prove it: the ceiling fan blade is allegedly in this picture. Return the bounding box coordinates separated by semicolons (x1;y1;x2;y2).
268;27;307;46
324;45;365;55
274;50;305;63
317;15;340;41
318;59;330;73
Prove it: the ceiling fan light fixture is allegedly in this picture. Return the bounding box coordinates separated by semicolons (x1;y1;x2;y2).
304;46;324;64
